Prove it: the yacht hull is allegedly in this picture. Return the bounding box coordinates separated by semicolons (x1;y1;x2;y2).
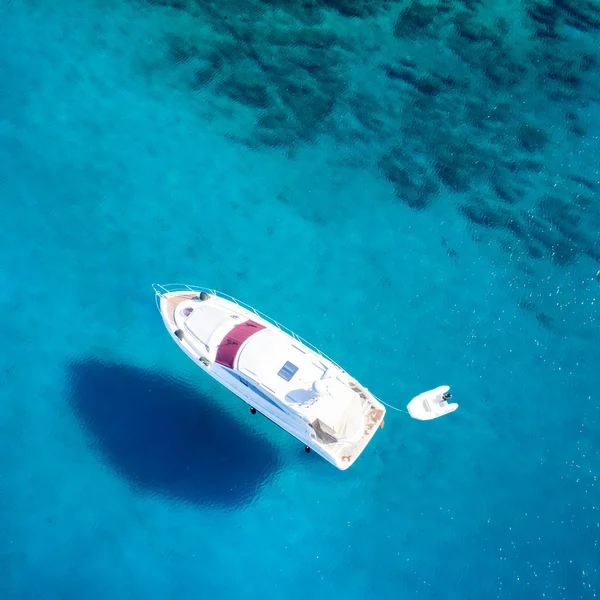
153;285;385;470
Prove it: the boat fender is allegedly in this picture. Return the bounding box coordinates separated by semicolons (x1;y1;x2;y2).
175;329;184;340
199;291;210;301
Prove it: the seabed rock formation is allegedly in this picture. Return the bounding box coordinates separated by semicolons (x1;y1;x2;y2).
143;0;599;267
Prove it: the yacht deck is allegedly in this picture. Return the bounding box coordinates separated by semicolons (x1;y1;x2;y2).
163;293;198;328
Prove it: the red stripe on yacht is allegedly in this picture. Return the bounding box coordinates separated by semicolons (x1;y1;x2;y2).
215;319;266;369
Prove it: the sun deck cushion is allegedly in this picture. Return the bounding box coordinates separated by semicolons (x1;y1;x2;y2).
215;320;266;369
184;302;238;350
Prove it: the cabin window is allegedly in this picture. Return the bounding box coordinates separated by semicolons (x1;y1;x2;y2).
277;361;298;382
231;372;283;411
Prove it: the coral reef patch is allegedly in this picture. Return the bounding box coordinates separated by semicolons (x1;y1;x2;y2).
138;0;599;265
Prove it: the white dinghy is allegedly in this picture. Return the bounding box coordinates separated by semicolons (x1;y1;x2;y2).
407;386;459;421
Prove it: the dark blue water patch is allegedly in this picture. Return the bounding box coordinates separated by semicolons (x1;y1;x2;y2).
66;359;281;509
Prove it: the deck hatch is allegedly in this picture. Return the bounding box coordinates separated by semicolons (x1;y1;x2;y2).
277;361;299;382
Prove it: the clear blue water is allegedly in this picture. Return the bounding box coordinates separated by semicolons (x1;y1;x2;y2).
1;0;599;597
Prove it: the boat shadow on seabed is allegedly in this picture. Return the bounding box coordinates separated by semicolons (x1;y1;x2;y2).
65;358;282;509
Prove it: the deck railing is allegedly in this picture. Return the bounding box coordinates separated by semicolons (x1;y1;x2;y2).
152;282;346;372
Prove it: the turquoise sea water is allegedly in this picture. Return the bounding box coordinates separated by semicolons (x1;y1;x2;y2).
1;0;599;597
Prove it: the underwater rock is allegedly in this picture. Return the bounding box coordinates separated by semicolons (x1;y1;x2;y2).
518;299;536;312
135;0;600;272
455;0;483;10
276;78;337;137
256;108;290;131
520;210;582;266
272;0;389;18
433;142;489;192
526;0;558;27
466;99;514;130
526;0;600;33
379;147;439;210
349;92;384;132
546;61;582;91
444;14;530;106
568;175;597;191
292;27;339;49
453;11;499;45
191;66;217;89
251;108;299;149
525;243;544;260
166;33;198;65
216;74;272;109
517;123;550;153
284;45;341;79
460;197;519;235
580;52;598;71
567;122;587;137
321;0;382;18
431;69;469;92
528;42;599;102
488;171;524;205
505;216;524;238
536;312;554;328
435;157;469;192
549;239;578;266
482;50;526;89
537;195;591;256
266;26;338;50
251;126;298;149
206;42;247;71
383;63;443;97
561;0;600;32
393;1;443;38
459;201;501;229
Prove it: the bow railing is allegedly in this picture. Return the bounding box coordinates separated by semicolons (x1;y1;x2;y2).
152;282;345;371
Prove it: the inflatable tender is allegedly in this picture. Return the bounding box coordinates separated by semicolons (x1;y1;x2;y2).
407;385;458;421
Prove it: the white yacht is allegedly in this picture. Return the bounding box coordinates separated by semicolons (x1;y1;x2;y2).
152;283;387;470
